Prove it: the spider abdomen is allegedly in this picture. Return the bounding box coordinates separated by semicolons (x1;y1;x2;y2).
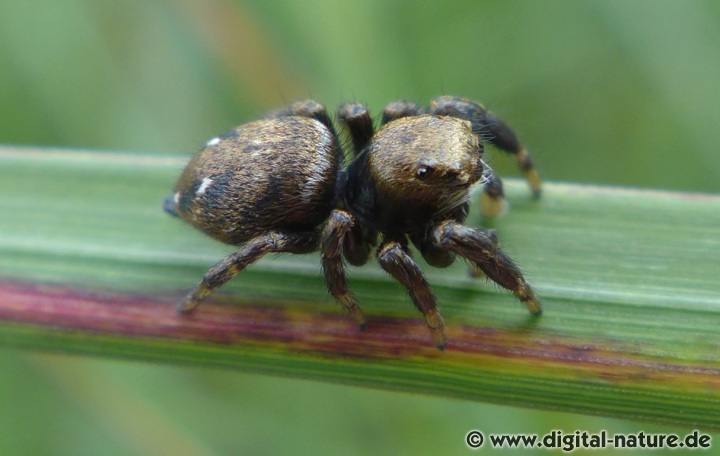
169;116;339;245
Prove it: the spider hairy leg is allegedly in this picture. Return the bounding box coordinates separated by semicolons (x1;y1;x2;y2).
267;99;337;134
432;220;542;315
430;96;542;196
338;103;374;155
377;237;446;350
178;231;317;313
480;163;508;218
381;100;425;125
321;209;366;327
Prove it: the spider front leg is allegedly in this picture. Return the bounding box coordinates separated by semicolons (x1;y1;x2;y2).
430;96;542;196
465;229;499;279
431;220;542;315
178;231;318;313
376;235;446;349
321;209;366;326
480;163;508;218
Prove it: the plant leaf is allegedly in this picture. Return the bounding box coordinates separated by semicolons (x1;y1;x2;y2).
1;146;719;430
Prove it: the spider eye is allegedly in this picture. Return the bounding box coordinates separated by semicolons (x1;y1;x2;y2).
416;166;434;180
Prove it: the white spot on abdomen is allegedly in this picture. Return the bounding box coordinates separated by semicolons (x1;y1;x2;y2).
207;137;221;146
197;177;213;195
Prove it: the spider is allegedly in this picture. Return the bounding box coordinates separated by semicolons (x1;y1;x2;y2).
164;96;542;349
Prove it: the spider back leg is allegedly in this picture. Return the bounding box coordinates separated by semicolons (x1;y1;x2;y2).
267;99;337;135
178;231;318;313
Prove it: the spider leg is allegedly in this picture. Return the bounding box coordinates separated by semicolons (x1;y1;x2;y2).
430;96;541;196
381;100;425;125
338;103;374;155
342;224;377;266
178;231;318;313
410;229;457;269
320;209;366;326
432;220;542;315
480;163;508;218
335;104;380;265
376;236;446;349
465;229;499;278
267;99;338;139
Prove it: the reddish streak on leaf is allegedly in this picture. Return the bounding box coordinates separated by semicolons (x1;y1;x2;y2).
0;280;719;391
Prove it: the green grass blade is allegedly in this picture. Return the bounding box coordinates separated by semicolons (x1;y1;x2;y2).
0;145;719;430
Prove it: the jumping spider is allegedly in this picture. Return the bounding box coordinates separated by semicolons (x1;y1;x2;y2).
164;96;542;349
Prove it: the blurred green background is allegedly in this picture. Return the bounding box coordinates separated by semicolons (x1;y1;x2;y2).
1;0;718;454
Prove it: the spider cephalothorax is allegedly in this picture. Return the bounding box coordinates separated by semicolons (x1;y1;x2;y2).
165;96;542;349
344;115;482;229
